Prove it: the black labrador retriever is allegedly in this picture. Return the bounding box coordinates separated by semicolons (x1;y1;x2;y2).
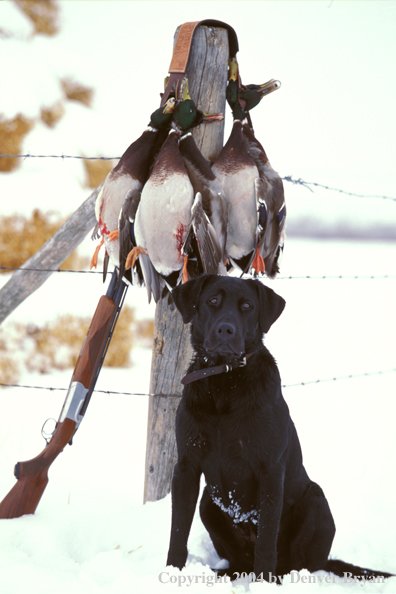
166;274;393;582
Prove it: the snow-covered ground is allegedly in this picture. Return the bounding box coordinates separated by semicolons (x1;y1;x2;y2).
1;2;396;591
0;238;395;594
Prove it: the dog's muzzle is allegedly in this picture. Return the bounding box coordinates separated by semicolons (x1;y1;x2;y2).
203;318;245;359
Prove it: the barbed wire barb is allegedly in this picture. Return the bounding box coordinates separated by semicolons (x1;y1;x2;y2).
282;175;396;202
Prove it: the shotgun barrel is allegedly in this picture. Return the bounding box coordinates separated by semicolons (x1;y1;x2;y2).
0;268;128;519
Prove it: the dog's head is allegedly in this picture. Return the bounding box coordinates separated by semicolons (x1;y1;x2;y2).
172;275;285;363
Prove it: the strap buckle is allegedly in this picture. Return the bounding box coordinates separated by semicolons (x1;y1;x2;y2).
225;356;247;374
238;356;247;368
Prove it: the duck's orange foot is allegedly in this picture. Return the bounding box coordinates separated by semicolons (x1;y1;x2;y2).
182;254;189;283
125;246;148;270
251;249;265;275
108;230;119;242
90;237;105;269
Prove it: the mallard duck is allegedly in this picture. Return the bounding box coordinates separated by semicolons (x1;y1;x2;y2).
90;99;175;285
242;123;286;278
118;187;166;302
174;88;228;275
212;118;258;272
212;58;285;277
126;81;225;296
128;127;194;287
226;57;281;124
178;132;227;275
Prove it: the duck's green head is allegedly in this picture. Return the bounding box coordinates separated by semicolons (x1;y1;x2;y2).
172;77;199;131
238;79;281;111
226;57;246;121
149;98;175;129
173;99;223;132
173;78;223;132
173;98;199;131
226;57;239;107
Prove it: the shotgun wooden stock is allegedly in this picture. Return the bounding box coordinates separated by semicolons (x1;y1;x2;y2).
0;418;76;519
0;270;127;519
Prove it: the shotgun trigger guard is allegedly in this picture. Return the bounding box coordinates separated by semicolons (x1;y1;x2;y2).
59;381;88;429
41;418;57;446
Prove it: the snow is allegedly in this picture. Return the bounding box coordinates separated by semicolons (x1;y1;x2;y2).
1;239;396;593
1;2;396;592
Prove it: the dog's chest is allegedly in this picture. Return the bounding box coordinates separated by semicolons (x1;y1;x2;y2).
210;483;259;526
199;414;261;504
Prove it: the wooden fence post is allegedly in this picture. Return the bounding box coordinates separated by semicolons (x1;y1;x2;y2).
143;25;229;503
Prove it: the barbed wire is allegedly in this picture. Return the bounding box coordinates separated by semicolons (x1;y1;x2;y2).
281;368;396;388
1;266;395;280
1;153;396;201
0;153;117;161
275;274;396;280
282;175;396;202
0;266;102;274
1;368;395;395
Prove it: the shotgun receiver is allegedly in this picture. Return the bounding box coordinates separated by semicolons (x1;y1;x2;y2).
0;269;128;519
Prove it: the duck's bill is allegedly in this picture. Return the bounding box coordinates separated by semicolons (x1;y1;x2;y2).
259;79;281;97
201;112;224;123
162;97;176;114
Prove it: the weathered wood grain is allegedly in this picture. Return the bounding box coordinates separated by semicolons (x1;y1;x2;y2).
143;25;228;503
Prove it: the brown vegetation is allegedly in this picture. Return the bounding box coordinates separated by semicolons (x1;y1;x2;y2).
0;210;89;272
0;115;34;172
21;304;136;373
83;157;115;189
0;304;154;387
40;101;65;128
61;78;94;108
0;333;20;386
13;0;60;37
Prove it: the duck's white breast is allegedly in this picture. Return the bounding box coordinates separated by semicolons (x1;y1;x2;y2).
99;173;140;233
135;173;194;276
98;173;141;266
213;164;258;259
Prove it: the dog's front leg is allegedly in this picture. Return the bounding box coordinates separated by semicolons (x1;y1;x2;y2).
167;460;201;570
254;466;285;581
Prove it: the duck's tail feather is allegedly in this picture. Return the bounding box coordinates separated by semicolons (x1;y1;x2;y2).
139;253;164;304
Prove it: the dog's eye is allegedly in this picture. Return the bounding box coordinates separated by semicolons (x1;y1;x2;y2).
208;297;218;305
241;301;252;310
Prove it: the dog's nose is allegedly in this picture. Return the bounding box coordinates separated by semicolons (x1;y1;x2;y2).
216;321;236;337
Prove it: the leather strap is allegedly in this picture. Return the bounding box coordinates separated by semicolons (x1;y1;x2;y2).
161;19;239;106
169;21;201;73
181;351;255;386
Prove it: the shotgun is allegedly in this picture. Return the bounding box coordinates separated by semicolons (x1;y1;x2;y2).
0;268;128;519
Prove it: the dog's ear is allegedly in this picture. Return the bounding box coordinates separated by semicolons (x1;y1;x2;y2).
250;280;286;334
171;274;212;324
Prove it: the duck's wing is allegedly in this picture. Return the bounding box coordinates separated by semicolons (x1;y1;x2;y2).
118;188;143;286
255;176;286;278
184;192;224;275
119;187;168;302
91;222;101;241
179;133;228;266
103;251;110;283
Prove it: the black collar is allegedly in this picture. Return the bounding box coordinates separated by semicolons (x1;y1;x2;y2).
181;351;256;385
